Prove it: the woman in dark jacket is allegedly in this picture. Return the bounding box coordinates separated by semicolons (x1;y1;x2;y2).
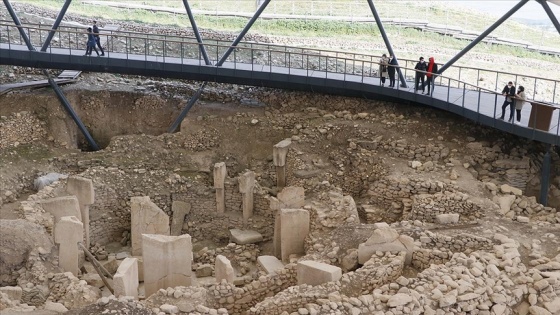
388;54;398;88
85;27;99;56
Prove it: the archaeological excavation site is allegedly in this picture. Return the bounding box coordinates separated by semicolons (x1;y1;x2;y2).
1;1;560;315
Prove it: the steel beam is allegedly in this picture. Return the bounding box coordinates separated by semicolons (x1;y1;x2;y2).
366;0;407;88
2;0;99;150
3;0;34;50
168;82;207;133
40;0;72;52
46;72;100;151
182;0;211;65
539;145;552;206
539;0;560;36
216;0;271;67
438;0;529;74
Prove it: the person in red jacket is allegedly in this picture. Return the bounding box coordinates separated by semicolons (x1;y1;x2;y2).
423;57;438;95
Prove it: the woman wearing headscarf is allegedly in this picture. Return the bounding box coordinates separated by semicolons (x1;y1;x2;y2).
379;54;389;87
423;57;438;95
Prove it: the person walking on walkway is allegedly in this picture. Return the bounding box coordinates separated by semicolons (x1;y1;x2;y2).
379;54;389;87
499;81;516;121
514;86;527;123
414;57;426;92
388;54;398;88
92;20;105;56
423;57;438;95
85;27;99;56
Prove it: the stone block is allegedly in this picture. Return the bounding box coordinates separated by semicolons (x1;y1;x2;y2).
66;176;95;205
54;216;83;276
142;234;192;298
365;228;399;245
171;201;190;236
500;184;522;196
278;209;310;262
44;301;69;313
257;256;285;275
215;255;234;283
131;196;170;256
270;187;305;211
132;256;144;282
0;286;22;301
229;229;263;245
213;162;227;188
496;195;516;215
40;195;82;225
435;213;460;224
82;273;104;288
113;258;139;299
358;240;407;264
196;264;213;277
273;139;292;166
297;260;342;286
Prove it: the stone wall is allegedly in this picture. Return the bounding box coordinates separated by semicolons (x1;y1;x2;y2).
407;192;483;223
248;252;406;315
364;177;452;223
419;231;494;253
206;263;298;314
194;244;260;277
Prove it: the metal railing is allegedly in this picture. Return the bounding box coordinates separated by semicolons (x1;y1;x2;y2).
1;20;558;103
0;22;558;142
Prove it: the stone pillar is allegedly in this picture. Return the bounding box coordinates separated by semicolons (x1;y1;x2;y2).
213;162;227;213
215;255;234;284
66;176;95;247
113;258;139;299
41;196;82;237
131;196;170;256
275;209;310;262
238;171;255;223
271;187;305;258
170;201;190;236
273;139;291;188
54;216;83;276
142;234;192;298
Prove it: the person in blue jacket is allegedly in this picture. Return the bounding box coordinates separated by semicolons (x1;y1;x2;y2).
85;27;99;56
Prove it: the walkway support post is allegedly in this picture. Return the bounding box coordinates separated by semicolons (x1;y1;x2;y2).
538;0;560;36
540;145;552;206
217;0;271;67
2;0;100;151
168;82;207;133
366;0;407;88
438;0;529;74
182;0;211;65
3;0;34;50
40;0;72;52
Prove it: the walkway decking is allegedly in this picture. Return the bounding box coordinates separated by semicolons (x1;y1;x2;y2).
0;43;558;145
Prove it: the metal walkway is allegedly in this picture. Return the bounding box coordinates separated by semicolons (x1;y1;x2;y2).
0;23;559;145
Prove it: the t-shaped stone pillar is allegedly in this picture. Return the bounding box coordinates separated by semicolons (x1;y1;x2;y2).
41;196;82;238
66;176;95;247
238;171;255;223
213;162;227;214
273;139;292;188
142;234;192;298
54;216;83;276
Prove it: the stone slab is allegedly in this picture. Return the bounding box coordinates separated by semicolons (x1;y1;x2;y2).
435;213;460;224
215;255;234;283
229;229;263;245
297;260;342;286
0;286;22;301
358;240;407;264
279;209;310;262
257;255;285;275
113;258;139;299
142;234;192;298
171;201;190;236
40;196;82;224
131;196;170;256
66;176;95;205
